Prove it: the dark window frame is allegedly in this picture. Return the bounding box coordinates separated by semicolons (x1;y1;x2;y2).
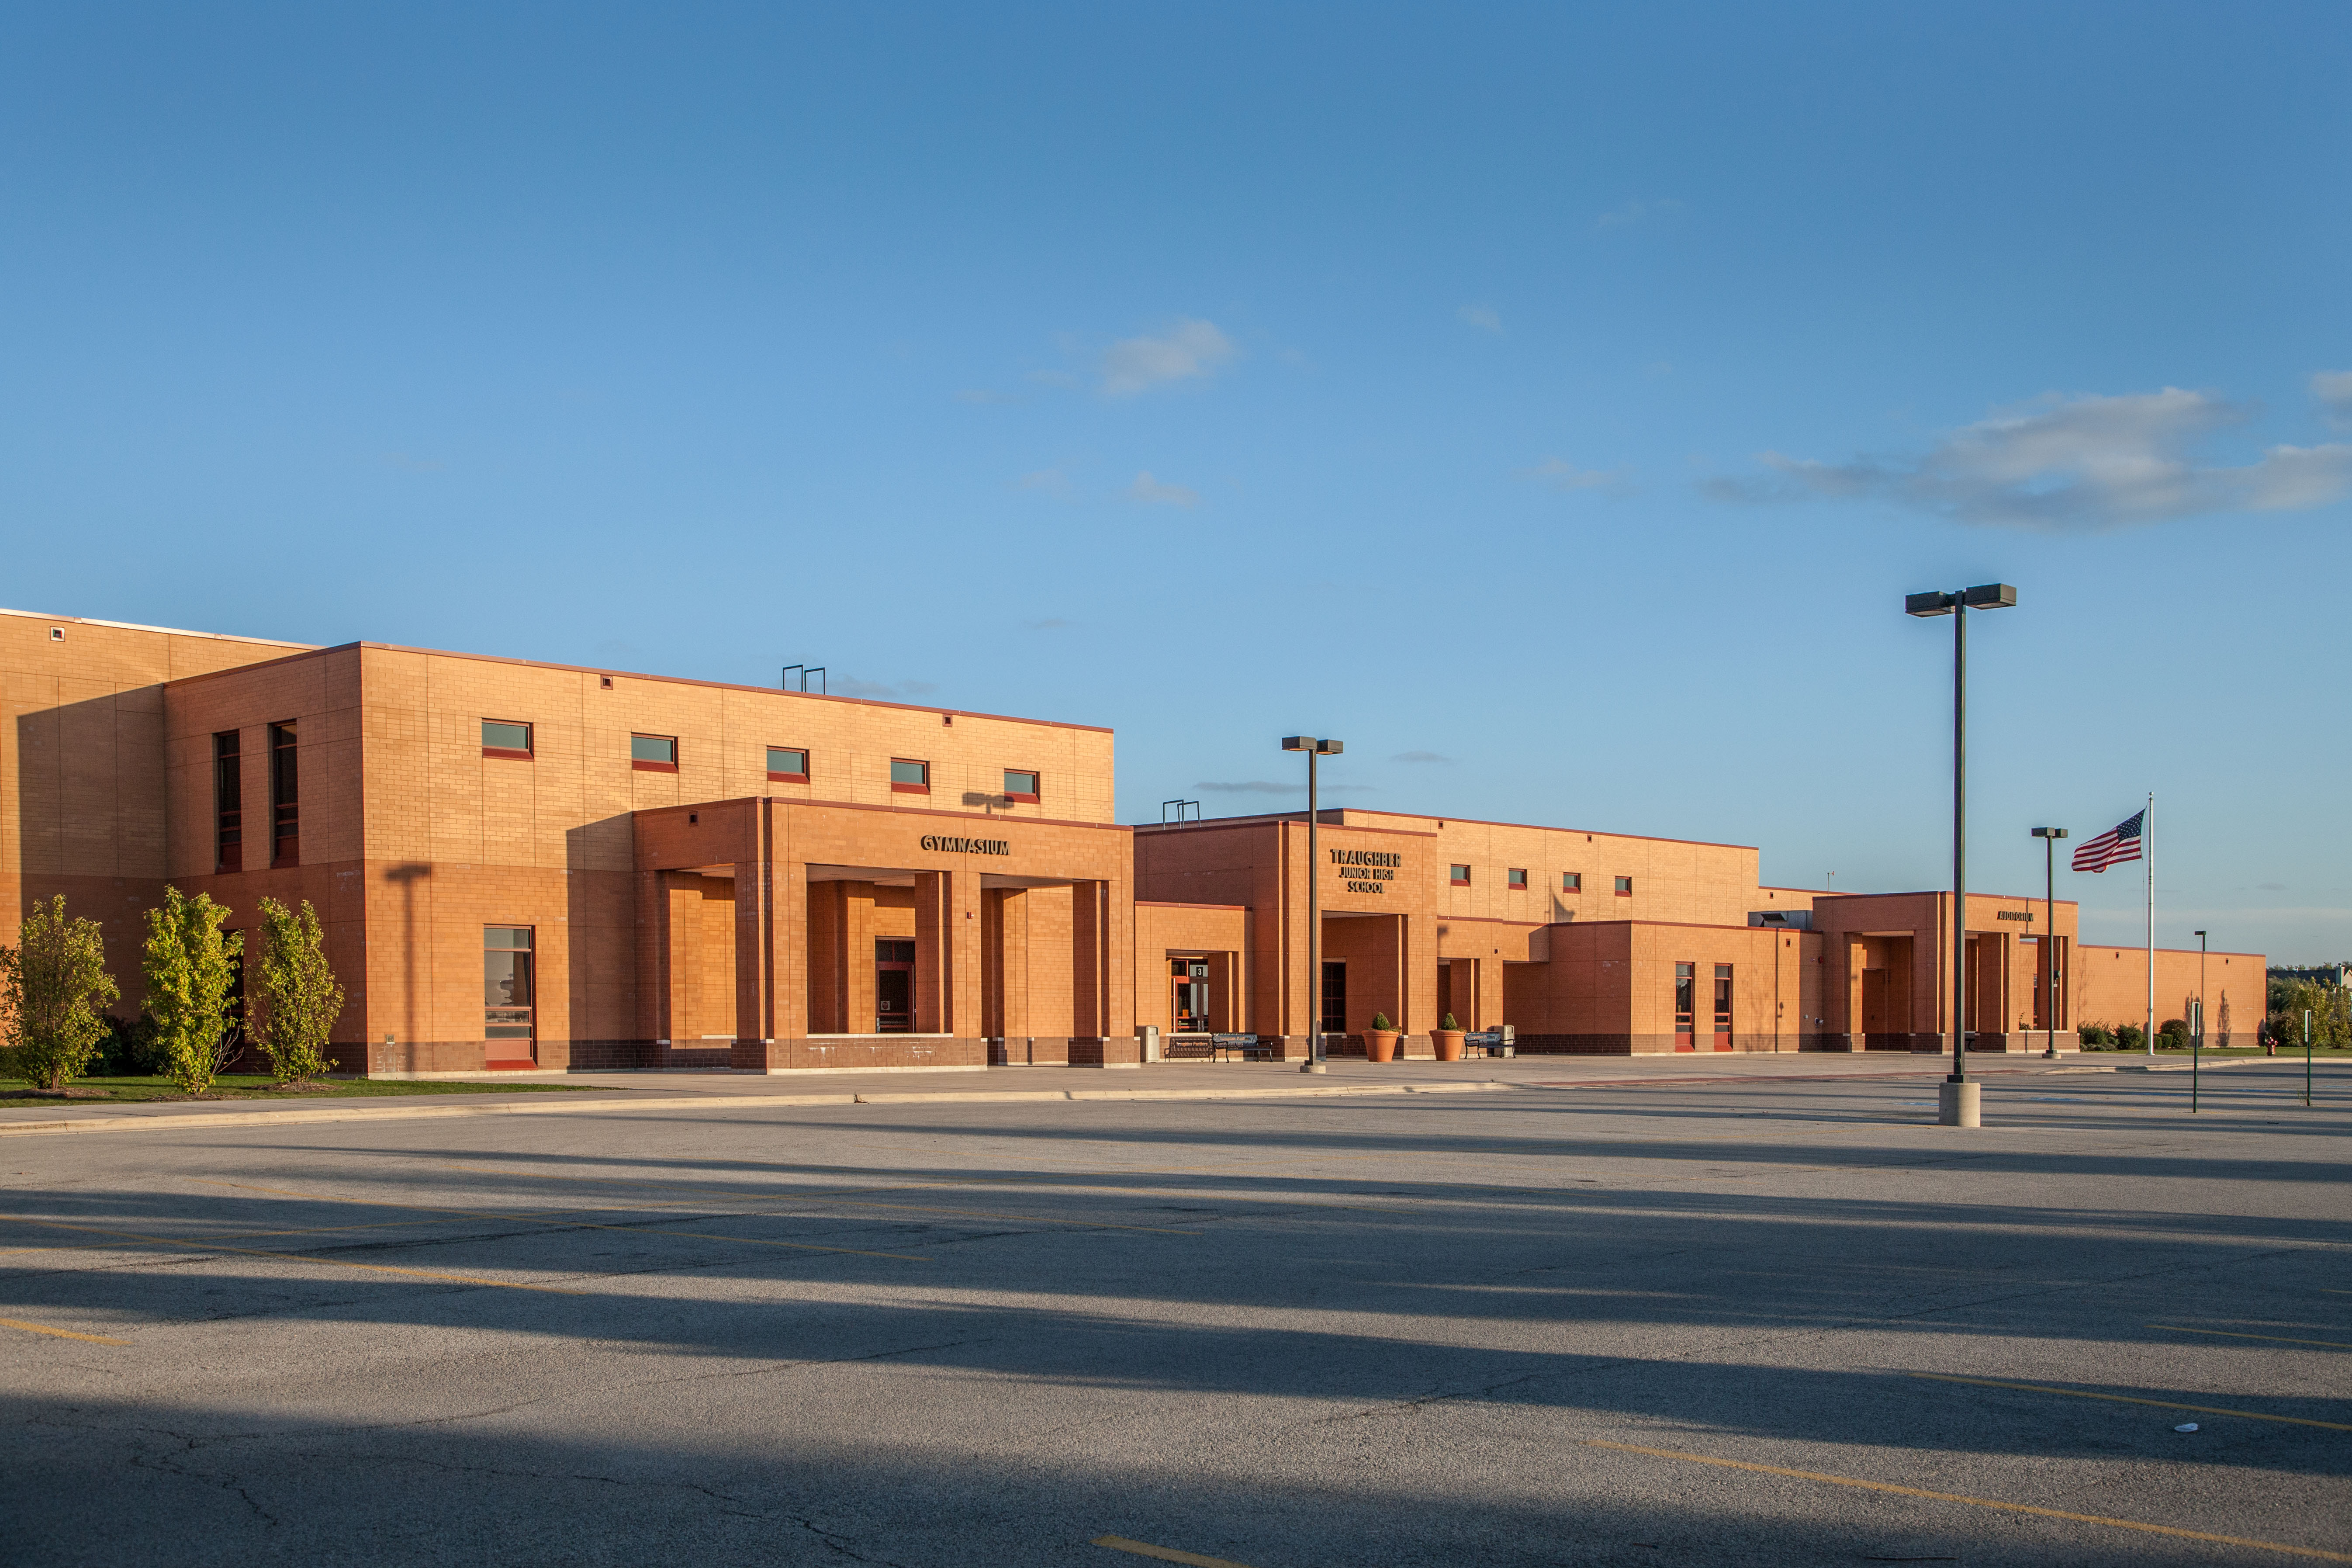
481;719;533;760
269;720;299;868
1507;867;1528;890
890;758;930;795
1562;872;1582;893
1614;876;1634;896
630;733;678;773
1449;864;1471;886
766;745;810;783
213;730;242;873
1002;768;1041;803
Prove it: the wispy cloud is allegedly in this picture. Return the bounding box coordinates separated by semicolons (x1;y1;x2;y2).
2313;370;2352;432
1127;471;1200;507
1197;779;1377;795
834;676;940;700
1013;468;1072;498
1458;305;1501;333
1707;386;2352;530
1101;319;1235;397
1518;457;1632;495
1393;750;1453;764
1596;197;1685;230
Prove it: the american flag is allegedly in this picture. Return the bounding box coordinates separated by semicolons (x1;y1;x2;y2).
2072;810;2145;873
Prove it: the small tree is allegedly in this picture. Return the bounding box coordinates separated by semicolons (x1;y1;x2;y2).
252;898;344;1084
0;895;121;1091
142;886;245;1096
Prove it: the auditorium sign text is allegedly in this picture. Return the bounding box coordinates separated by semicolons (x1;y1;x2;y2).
1329;848;1402;894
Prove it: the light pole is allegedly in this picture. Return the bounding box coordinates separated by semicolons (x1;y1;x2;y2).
1906;583;2018;1127
1282;735;1344;1074
2193;929;2208;1111
2031;827;2067;1058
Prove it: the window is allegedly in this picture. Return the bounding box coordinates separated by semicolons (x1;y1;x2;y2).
1507;868;1528;890
631;734;678;772
213;731;242;872
1614;876;1633;896
1449;864;1471;886
1320;961;1347;1035
767;746;809;782
1562;872;1582;893
1003;769;1040;803
481;720;533;759
891;758;930;794
1714;963;1733;1048
269;721;299;866
484;928;534;1045
1674;962;1695;1049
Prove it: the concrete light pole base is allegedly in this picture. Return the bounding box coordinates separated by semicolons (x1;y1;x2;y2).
1938;1080;1981;1127
1300;1062;1326;1074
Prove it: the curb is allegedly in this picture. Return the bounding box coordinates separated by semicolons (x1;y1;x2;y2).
0;1077;1516;1138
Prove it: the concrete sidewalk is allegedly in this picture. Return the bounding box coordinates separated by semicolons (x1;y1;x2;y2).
0;1050;2217;1138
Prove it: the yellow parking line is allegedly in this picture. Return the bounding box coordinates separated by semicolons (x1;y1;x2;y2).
2151;1324;2352;1350
183;1178;931;1261
1092;1534;1259;1568
0;1215;587;1293
1583;1440;2352;1562
0;1314;129;1345
1912;1373;2352;1431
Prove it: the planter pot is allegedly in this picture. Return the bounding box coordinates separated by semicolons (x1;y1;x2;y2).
1430;1029;1466;1062
1363;1030;1400;1063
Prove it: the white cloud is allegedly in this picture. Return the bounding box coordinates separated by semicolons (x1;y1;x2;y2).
1518;457;1631;495
1708;387;2352;530
1458;305;1501;333
1013;467;1072;498
1127;471;1200;507
1100;319;1234;397
1596;197;1685;230
2312;370;2352;431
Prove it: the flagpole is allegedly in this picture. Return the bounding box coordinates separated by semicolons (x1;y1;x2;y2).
2144;791;2155;1059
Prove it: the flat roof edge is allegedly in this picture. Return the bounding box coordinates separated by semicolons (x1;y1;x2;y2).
2;606;314;651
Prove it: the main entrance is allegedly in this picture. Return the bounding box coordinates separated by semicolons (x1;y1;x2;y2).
1171;958;1211;1032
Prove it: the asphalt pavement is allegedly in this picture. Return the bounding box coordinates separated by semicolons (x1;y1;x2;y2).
3;1059;2345;1565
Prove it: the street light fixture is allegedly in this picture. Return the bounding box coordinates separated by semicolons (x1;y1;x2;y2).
2031;827;2068;1058
1282;735;1345;1075
2193;929;2208;1112
1906;583;2018;1127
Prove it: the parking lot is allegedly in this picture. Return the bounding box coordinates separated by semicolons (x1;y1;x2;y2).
4;1060;2347;1566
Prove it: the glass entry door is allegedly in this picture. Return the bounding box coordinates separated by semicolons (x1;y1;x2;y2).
1320;962;1347;1036
875;939;914;1032
1171;959;1211;1032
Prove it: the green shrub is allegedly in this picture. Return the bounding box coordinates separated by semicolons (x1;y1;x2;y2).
142;886;245;1096
1441;1012;1460;1031
1370;1011;1393;1031
2115;1023;2146;1052
0;895;121;1090
97;1014;168;1075
2158;1018;2190;1048
252;897;344;1083
2077;1023;2113;1049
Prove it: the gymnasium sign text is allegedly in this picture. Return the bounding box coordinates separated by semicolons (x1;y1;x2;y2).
920;835;1011;856
1329;847;1402;894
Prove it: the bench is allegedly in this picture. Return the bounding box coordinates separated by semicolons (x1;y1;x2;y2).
1209;1033;1274;1062
1466;1028;1515;1059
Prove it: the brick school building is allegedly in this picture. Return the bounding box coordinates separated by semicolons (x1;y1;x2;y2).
2;607;2258;1073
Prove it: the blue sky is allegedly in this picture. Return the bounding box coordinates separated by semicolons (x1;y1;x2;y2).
4;3;2345;959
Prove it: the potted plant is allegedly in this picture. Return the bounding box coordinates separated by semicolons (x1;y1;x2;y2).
1364;1012;1401;1063
1432;1012;1466;1062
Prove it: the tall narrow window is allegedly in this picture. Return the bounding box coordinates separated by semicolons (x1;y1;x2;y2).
484;928;535;1048
213;731;242;872
269;721;298;866
1003;769;1040;803
1674;962;1695;1051
767;746;809;782
1713;963;1733;1051
631;734;678;772
1320;961;1348;1035
890;758;930;794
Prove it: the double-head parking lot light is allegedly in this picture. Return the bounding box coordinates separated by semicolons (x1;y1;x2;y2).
1282;737;1344;1073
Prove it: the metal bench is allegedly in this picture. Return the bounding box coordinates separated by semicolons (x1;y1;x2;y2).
1209;1033;1273;1062
1465;1027;1515;1058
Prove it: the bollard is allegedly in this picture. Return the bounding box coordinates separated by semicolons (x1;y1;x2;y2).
1938;1080;1981;1127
